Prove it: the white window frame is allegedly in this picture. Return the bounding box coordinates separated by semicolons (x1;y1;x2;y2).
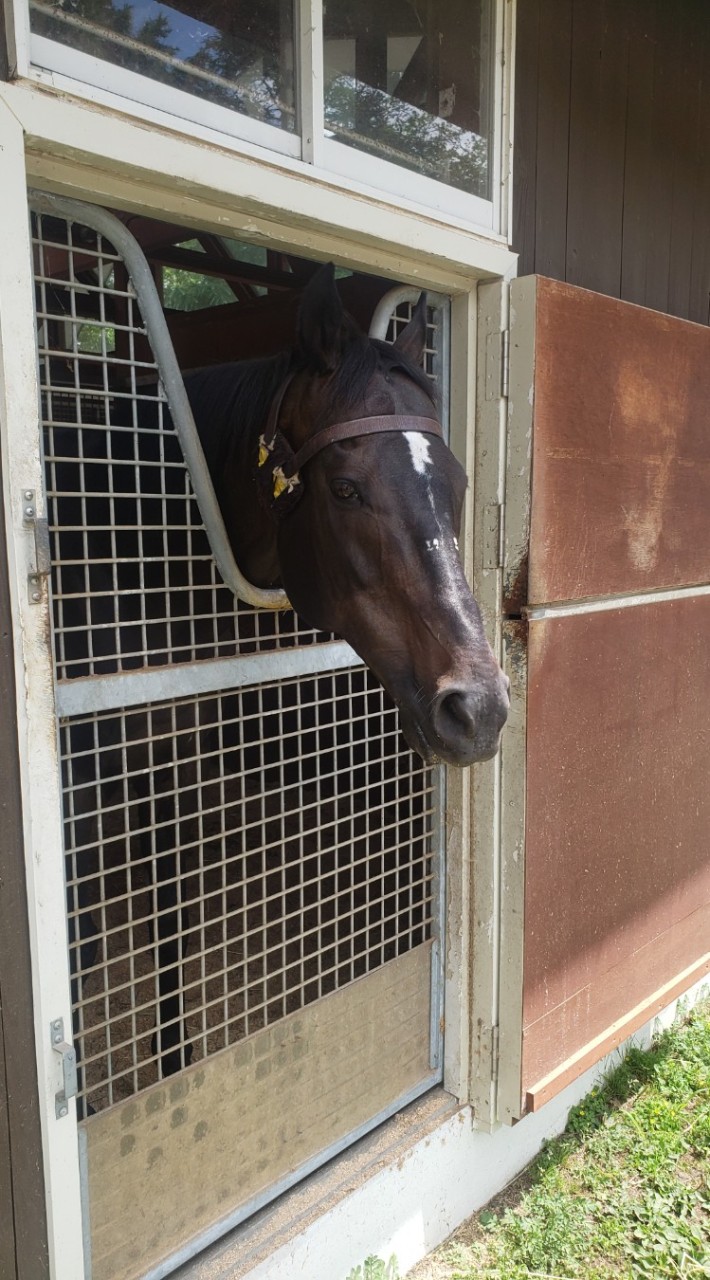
8;0;513;240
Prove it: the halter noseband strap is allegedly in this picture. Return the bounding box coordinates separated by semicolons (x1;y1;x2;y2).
255;371;443;518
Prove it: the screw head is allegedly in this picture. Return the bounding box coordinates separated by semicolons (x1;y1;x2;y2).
24;506;35;518
31;591;41;602
58;1106;68;1117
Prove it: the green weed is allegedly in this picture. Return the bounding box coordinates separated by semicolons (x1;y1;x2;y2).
411;1003;710;1280
347;1255;400;1280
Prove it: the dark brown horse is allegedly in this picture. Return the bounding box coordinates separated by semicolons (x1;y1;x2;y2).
188;263;509;768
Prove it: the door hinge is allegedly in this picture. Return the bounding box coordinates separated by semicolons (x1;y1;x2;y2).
50;1018;78;1118
485;328;510;402
22;489;51;604
501;328;510;399
491;1024;500;1081
483;503;505;570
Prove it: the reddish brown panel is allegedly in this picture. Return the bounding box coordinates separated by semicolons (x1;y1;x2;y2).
521;595;710;1106
528;278;710;603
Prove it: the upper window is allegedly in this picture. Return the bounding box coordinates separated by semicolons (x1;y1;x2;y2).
30;1;296;132
323;1;491;202
26;1;497;228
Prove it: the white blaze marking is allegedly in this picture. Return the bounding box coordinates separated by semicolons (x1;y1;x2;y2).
402;431;465;617
405;431;433;475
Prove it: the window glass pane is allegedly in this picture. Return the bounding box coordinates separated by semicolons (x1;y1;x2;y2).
30;1;296;133
323;0;492;200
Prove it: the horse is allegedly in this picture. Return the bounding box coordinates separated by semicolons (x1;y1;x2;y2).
57;262;509;1104
186;263;509;766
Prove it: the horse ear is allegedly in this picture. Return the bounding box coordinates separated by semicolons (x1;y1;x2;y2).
392;293;428;366
297;263;346;372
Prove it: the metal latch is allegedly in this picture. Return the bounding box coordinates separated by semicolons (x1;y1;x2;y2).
22;489;51;604
51;1018;78;1118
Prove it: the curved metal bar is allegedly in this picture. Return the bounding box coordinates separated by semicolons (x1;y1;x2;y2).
29;190;290;610
368;286;423;339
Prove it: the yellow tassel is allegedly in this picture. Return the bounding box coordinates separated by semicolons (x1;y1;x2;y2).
258;439;269;467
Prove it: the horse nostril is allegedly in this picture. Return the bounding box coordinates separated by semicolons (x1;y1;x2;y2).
431;679;509;759
439;689;477;734
433;687;480;744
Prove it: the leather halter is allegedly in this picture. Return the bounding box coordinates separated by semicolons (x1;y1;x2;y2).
255;370;444;519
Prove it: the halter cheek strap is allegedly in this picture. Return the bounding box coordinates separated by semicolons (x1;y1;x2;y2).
255;371;444;519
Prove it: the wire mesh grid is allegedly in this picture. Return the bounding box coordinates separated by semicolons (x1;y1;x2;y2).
61;670;436;1113
386;300;445;401
33;210;326;681
32;202;443;1118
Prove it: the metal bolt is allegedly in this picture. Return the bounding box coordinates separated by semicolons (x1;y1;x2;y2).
24;506;34;518
58;1106;68;1117
24;490;33;500
31;591;41;602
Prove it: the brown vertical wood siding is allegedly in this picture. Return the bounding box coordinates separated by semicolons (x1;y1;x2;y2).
513;0;710;327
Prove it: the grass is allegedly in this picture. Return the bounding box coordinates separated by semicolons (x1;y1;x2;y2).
409;1002;710;1280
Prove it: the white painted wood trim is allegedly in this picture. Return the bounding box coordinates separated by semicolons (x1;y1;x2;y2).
319;138;496;231
298;0;324;168
3;0;30;77
29;33;302;159
0;101;85;1280
498;0;517;244
441;290;478;1103
2;78;515;290
495;274;536;1124
467;279;508;1128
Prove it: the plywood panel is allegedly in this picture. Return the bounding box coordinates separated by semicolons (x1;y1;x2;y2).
85;945;434;1280
521;597;710;1104
528;277;710;603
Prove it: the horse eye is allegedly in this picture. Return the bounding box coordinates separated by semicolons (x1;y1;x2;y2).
330;479;360;503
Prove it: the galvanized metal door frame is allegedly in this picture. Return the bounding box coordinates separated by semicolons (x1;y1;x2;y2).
0;101;86;1280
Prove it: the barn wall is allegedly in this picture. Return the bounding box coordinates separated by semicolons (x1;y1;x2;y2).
513;0;710;326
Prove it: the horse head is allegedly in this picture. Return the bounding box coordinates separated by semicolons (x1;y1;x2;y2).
237;265;510;766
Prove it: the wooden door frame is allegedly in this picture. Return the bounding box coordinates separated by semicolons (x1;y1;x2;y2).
0;443;49;1280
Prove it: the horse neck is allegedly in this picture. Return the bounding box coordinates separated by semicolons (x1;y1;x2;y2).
187;355;290;589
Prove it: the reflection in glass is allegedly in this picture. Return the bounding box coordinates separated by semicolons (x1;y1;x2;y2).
31;1;296;133
323;0;492;199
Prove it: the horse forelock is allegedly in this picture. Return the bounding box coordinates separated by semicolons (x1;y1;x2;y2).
327;337;437;416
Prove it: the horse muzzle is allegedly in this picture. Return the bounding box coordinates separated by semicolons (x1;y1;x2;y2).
400;673;510;767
